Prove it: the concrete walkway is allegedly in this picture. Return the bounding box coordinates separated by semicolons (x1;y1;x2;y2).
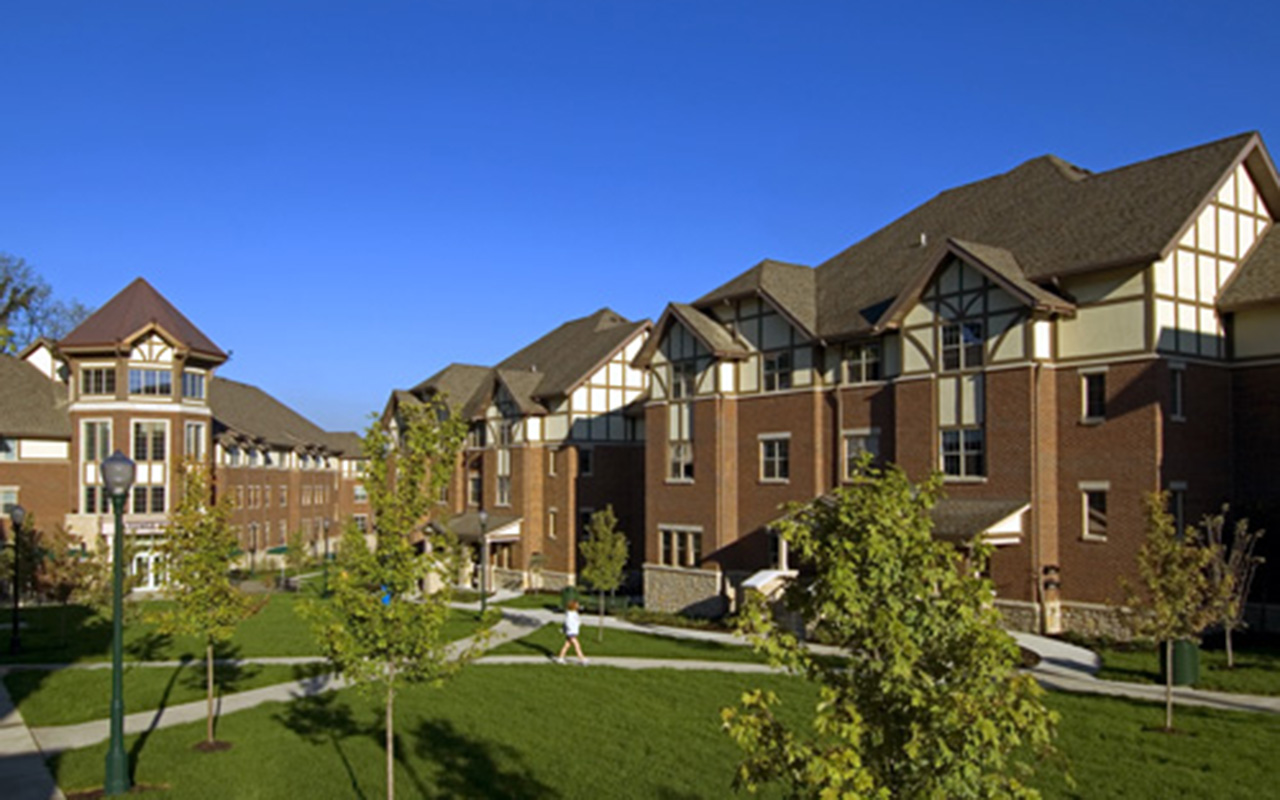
3;602;1280;798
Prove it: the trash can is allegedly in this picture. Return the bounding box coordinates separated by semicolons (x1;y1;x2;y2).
560;586;579;610
1158;640;1200;686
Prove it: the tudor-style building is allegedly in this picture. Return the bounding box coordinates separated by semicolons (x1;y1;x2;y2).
0;278;367;588
388;308;650;591
636;132;1280;633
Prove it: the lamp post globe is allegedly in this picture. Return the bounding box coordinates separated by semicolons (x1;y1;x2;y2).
102;450;135;795
8;504;25;655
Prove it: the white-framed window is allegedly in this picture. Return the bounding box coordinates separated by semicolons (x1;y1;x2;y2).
842;428;880;479
497;475;511;506
182;370;206;400
83;420;111;463
80;366;116;397
354;484;368;503
763;351;793;392
668;442;694;481
759;434;791;482
659;526;703;567
0;487;19;516
354;514;369;533
132;420;167;513
468;468;481;506
548;508;558;540
0;437;16;462
227;446;241;467
671;360;697;399
184;422;205;460
941;427;984;478
1170;362;1186;421
1080;368;1107;422
1169;480;1188;537
128;367;172;396
1080;481;1110;541
302;486;312;506
278;485;287;506
548;449;557;477
941;321;984;371
844;342;882;384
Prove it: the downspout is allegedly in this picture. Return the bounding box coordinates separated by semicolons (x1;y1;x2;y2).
1031;360;1044;634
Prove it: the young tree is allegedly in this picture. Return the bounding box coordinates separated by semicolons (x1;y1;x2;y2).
284;526;310;589
723;457;1057;798
154;461;253;748
578;505;629;642
1126;492;1228;732
306;396;477;800
1201;506;1264;668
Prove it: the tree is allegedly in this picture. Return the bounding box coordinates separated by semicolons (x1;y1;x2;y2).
305;396;478;800
1201;506;1264;669
154;461;253;748
284;526;310;588
0;253;90;351
578;505;628;642
722;457;1057;798
1126;492;1228;732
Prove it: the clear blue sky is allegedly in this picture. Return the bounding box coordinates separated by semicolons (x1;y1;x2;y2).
3;2;1278;431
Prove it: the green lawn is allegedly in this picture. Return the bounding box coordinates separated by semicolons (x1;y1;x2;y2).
1;595;488;665
3;663;304;727
43;663;1280;799
1093;640;1280;696
488;623;768;663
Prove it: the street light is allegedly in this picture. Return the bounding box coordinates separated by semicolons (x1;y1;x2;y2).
478;510;489;614
8;504;25;655
101;449;135;796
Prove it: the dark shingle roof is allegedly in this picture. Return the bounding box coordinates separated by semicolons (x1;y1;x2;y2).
324;431;366;457
411;364;493;418
814;132;1260;339
59;278;227;360
210;377;334;452
0;357;69;438
695;260;817;335
931;499;1029;545
495;369;547;415
1220;227;1280;310
496;308;648;400
632;303;751;368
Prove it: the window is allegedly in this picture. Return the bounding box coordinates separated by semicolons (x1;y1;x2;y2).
844;343;882;384
763;351;793;392
248;449;261;467
760;435;790;482
354;484;368;503
578;447;593;476
671;360;697;399
548;449;557;477
83;421;111;463
0;487;19;516
1169;482;1187;537
235;486;244;508
1170;364;1185;421
1082;372;1106;421
84;485;111;514
354;514;369;533
279;486;288;506
843;429;881;478
578;508;595;540
497;475;511;506
659;527;702;567
548;509;557;540
668;442;694;481
81;367;116;396
0;438;15;462
133;485;164;514
128;368;172;396
1081;484;1109;541
468;468;481;506
185;422;205;460
133;422;166;462
941;428;984;477
942;321;984;371
182;370;205;400
227;447;241;466
302;486;312;506
467;423;487;449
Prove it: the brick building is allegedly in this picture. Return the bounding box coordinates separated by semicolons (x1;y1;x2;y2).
634;132;1280;633
0;278;368;589
387;308;650;591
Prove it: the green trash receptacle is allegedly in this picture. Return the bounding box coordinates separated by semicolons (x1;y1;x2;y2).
560;586;579;610
1158;640;1200;686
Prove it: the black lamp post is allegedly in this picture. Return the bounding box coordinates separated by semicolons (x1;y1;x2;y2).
8;504;25;655
478;510;489;614
102;449;136;796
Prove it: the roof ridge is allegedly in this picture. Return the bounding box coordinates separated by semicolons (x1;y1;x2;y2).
1084;131;1256;181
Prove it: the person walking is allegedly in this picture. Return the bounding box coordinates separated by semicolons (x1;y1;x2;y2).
555;599;588;665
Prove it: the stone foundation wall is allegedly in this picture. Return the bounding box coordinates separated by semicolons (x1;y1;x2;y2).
994;600;1040;633
1060;601;1133;640
492;567;526;591
643;564;726;617
535;570;575;593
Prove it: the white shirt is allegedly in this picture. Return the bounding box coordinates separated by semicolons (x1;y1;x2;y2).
564;609;581;637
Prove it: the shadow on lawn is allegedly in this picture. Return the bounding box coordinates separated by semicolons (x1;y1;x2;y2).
411;718;558;799
501;637;555;658
129;657;188;780
274;693;369;800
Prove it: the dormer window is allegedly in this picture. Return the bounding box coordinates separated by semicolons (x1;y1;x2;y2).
129;367;172;396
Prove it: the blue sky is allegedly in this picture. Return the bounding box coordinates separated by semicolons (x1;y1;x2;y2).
3;2;1278;431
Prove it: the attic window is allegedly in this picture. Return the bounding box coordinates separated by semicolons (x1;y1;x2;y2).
129;367;172;396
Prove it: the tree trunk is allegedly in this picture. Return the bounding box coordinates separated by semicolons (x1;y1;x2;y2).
598;590;605;642
386;666;395;800
1164;639;1174;731
206;641;215;744
1226;626;1235;669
